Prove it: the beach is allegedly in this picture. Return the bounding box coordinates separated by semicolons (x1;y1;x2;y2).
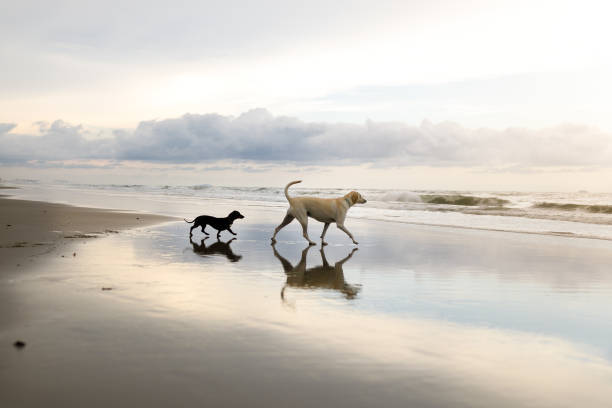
1;190;612;407
0;195;176;271
5;1;612;406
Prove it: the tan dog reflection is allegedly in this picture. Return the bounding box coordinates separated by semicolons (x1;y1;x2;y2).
271;180;367;246
272;244;361;300
190;237;242;262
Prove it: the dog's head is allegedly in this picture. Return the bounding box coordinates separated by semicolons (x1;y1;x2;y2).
347;191;367;205
228;210;245;220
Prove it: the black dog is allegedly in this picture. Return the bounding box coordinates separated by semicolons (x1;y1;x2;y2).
184;210;245;238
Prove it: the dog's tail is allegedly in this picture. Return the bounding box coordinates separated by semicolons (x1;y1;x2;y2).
284;180;302;203
184;218;195;223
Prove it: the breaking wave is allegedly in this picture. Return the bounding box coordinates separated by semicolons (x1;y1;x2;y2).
533;202;612;214
376;192;510;207
190;184;212;190
420;194;509;207
377;191;422;203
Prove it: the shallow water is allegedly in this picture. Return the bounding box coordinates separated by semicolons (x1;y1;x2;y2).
137;219;612;354
2;208;612;407
7;181;612;240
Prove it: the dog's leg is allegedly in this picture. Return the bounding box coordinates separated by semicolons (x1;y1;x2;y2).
190;224;197;236
320;222;330;246
217;229;222;239
271;213;295;243
201;224;209;235
337;223;359;245
298;217;316;246
228;227;237;235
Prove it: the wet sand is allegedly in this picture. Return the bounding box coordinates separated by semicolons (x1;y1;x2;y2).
0;196;176;270
1;196;612;407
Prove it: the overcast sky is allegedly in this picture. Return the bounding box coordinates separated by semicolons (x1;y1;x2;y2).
1;0;612;190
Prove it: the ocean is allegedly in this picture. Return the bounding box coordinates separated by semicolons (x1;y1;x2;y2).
5;179;612;241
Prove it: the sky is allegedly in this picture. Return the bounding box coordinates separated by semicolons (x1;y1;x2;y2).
1;0;612;190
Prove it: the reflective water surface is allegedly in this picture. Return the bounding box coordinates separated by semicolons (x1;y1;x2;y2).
2;211;612;407
190;236;243;262
273;244;361;301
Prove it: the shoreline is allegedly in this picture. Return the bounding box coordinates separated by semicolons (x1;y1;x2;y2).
0;195;177;271
4;181;612;242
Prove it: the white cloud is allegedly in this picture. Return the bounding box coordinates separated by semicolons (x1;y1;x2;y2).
1;110;611;168
0;120;115;162
0;123;16;134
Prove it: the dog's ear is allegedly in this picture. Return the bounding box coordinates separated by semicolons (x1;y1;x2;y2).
349;191;359;204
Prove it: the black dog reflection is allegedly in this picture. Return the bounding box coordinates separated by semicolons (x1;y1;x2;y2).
272;244;361;300
190;237;242;262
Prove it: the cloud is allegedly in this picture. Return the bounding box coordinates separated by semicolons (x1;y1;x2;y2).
0;120;115;163
0;123;16;134
2;109;612;168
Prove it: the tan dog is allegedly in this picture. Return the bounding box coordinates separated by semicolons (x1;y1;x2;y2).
271;180;367;246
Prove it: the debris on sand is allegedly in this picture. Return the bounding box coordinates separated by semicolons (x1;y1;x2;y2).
63;233;98;239
101;287;113;291
1;242;47;249
5;242;28;248
13;340;26;349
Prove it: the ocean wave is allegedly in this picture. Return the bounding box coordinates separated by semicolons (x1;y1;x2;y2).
111;184;144;188
376;191;422;203
421;195;509;207
10;180;612;240
299;190;330;196
190;184;212;190
534;202;612;214
10;178;40;184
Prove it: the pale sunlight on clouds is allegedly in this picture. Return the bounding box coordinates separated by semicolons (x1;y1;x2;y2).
2;109;612;190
